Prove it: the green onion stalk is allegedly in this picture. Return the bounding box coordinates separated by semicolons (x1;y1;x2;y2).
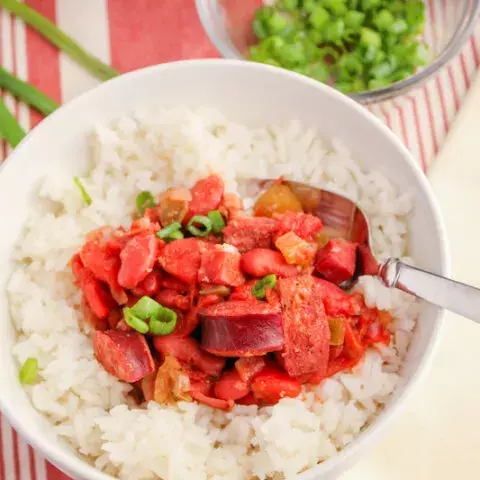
0;0;120;81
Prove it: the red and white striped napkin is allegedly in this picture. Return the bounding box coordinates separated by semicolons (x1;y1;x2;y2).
0;1;479;479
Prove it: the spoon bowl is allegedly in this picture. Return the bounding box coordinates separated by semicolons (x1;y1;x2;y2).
246;177;480;323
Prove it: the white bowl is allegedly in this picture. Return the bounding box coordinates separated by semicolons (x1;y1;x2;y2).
0;60;448;480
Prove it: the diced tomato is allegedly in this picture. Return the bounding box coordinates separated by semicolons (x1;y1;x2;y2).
80;239;127;304
229;280;257;302
72;255;115;319
223;217;278;253
158;238;203;285
93;330;155;383
275;211;323;242
132;269;163;297
185;175;224;222
152;335;225;377
313;278;363;317
275;231;317;266
251;366;301;405
315;238;357;284
241;248;298;278
118;234;159;289
214;369;250;401
81;296;108;331
198;249;245;287
190;390;234;410
235;357;266;383
278;276;330;377
156;289;190;311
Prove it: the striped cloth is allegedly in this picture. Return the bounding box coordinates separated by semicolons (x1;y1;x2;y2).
0;1;478;479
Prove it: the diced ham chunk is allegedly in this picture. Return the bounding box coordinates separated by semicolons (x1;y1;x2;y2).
278;276;330;377
198;249;245;287
313;278;364;316
185;175;224;222
158;238;203;285
275;212;323;242
200;301;284;356
222;217;278;253
118;234;160;289
315;238;357;284
72;254;115;319
241;248;298;278
93;330;155;383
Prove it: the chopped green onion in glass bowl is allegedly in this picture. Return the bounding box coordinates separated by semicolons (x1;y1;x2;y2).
195;0;480;103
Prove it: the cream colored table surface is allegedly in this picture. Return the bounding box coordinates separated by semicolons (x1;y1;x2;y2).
339;77;480;480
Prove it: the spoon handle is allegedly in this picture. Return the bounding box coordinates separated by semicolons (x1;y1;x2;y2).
380;258;480;322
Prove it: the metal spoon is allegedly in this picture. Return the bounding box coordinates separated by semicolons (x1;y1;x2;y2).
244;178;480;322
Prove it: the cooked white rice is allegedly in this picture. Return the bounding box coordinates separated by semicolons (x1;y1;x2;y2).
7;107;420;480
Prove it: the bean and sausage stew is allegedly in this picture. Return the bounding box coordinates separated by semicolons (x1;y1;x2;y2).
72;175;391;410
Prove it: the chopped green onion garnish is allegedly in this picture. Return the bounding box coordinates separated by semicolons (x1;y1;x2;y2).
166;230;184;242
136;191;155;215
252;274;277;300
207;210;226;234
0;97;25;148
19;357;38;385
156;222;182;240
130;296;164;320
150;308;177;336
0;67;58;116
73;177;92;206
127;296;178;336
123;307;149;334
186;215;213;237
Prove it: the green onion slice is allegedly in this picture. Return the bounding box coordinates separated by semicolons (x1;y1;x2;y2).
123;307;149;334
150;308;177;336
73;177;92;205
136;191;155;215
166;230;184;242
156;222;182;240
128;296;178;336
252;274;277;299
186;215;212;237
207;210;226;234
19;357;38;385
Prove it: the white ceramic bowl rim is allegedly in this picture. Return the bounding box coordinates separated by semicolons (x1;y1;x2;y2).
0;59;449;480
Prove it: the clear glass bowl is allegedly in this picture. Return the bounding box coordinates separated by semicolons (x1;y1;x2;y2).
195;0;480;103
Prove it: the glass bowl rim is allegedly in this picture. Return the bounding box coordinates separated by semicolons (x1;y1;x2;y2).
195;0;480;103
